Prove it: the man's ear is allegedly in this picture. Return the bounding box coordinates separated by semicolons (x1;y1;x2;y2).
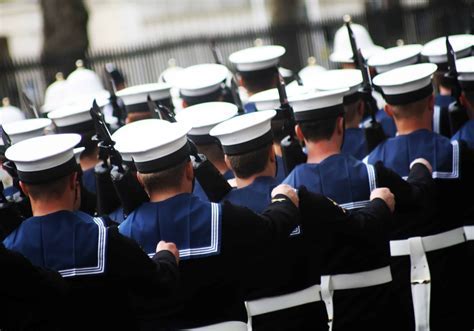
19;181;29;197
357;100;365;117
69;172;78;190
182;99;188;109
384;104;394;118
224;154;232;170
427;94;435;112
295;124;305;142
136;172;144;187
336;116;344;135
185;160;194;181
269;146;276;163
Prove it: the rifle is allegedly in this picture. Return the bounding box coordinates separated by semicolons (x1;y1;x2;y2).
277;69;307;175
90;101;147;216
20;90;39;119
210;41;245;114
0;181;24;240
148;100;232;202
444;36;468;135
345;18;386;152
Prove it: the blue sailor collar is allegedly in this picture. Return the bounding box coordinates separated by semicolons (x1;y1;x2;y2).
120;193;222;260
3;210;107;277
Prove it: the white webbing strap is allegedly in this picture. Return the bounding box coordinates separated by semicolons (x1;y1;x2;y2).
408;237;431;331
464;226;474;241
320;266;392;331
180;321;248;331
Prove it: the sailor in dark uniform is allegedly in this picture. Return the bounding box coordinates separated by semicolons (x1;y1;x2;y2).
116;82;174;124
421;34;474;137
0;242;69;330
174;63;229;108
175;101;237;201
210;109;330;330
2;133;180;331
451;56;474;149
112;119;303;329
229;45;286;113
282;88;435;331
365;62;474;330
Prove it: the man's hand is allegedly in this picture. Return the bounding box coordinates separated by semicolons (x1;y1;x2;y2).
271;184;299;208
156;241;179;265
410;158;433;174
370;187;395;213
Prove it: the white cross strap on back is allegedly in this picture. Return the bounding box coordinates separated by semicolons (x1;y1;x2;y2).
320;265;392;331
390;227;466;331
245;284;321;330
180;321;248;331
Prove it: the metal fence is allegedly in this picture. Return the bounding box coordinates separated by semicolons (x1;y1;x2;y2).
0;1;472;111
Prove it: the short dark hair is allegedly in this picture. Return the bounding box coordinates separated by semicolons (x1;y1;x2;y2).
239;67;277;95
227;144;272;179
344;99;361;124
298;116;339;142
25;174;71;201
139;159;189;193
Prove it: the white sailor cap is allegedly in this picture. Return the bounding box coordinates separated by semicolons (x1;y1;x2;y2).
116;83;172;113
368;44;423;73
210;110;276;155
175;102;238;145
330;23;384;63
41;73;71;114
298;64;327;86
159;66;184;85
175;64;228;97
229;45;286;72
421;34;474;65
3;118;52;145
112;119;172;164
372;63;437;105
5;133;81;184
456;56;474;90
48;102;95;134
114;120;191;173
0;98;25;125
305;69;362;104
73;147;85;163
66;61;107;99
289;89;349;122
249;85;311;111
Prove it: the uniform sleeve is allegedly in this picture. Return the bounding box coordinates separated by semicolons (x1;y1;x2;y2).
106;226;179;298
374;161;435;211
297;186;392;240
220;194;299;257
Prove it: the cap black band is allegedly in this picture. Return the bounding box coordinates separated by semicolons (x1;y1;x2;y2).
460;80;474;91
343;92;360;105
222;130;273;156
383;84;433;106
134;143;190;174
56;120;95;135
180;88;224;107
294;104;344;122
188;134;219;145
17;157;79;184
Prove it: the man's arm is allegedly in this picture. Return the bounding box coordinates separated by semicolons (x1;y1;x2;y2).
374;159;435;211
106;226;179;298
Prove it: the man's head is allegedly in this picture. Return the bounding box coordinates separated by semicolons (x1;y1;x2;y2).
210;110;277;181
384;94;434;122
295;116;344;146
5;134;83;214
229;45;285;96
457;56;474;120
175;64;229;108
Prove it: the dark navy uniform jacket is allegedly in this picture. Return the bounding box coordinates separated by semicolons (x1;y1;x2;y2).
3;210;179;330
119;192;299;329
341;128;369;160
222;176;327;331
244;102;257;113
433;94;454;138
452;119;474;149
283;153;433;330
81;167;96;194
366;128;474;330
362;109;397;138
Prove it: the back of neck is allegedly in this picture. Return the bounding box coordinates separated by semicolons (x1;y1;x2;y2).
305;140;340;164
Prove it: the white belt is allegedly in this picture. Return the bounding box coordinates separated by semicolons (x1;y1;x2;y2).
389;227;466;331
320;266;392;331
464;225;474;241
245;284;321;329
180;321;248;331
